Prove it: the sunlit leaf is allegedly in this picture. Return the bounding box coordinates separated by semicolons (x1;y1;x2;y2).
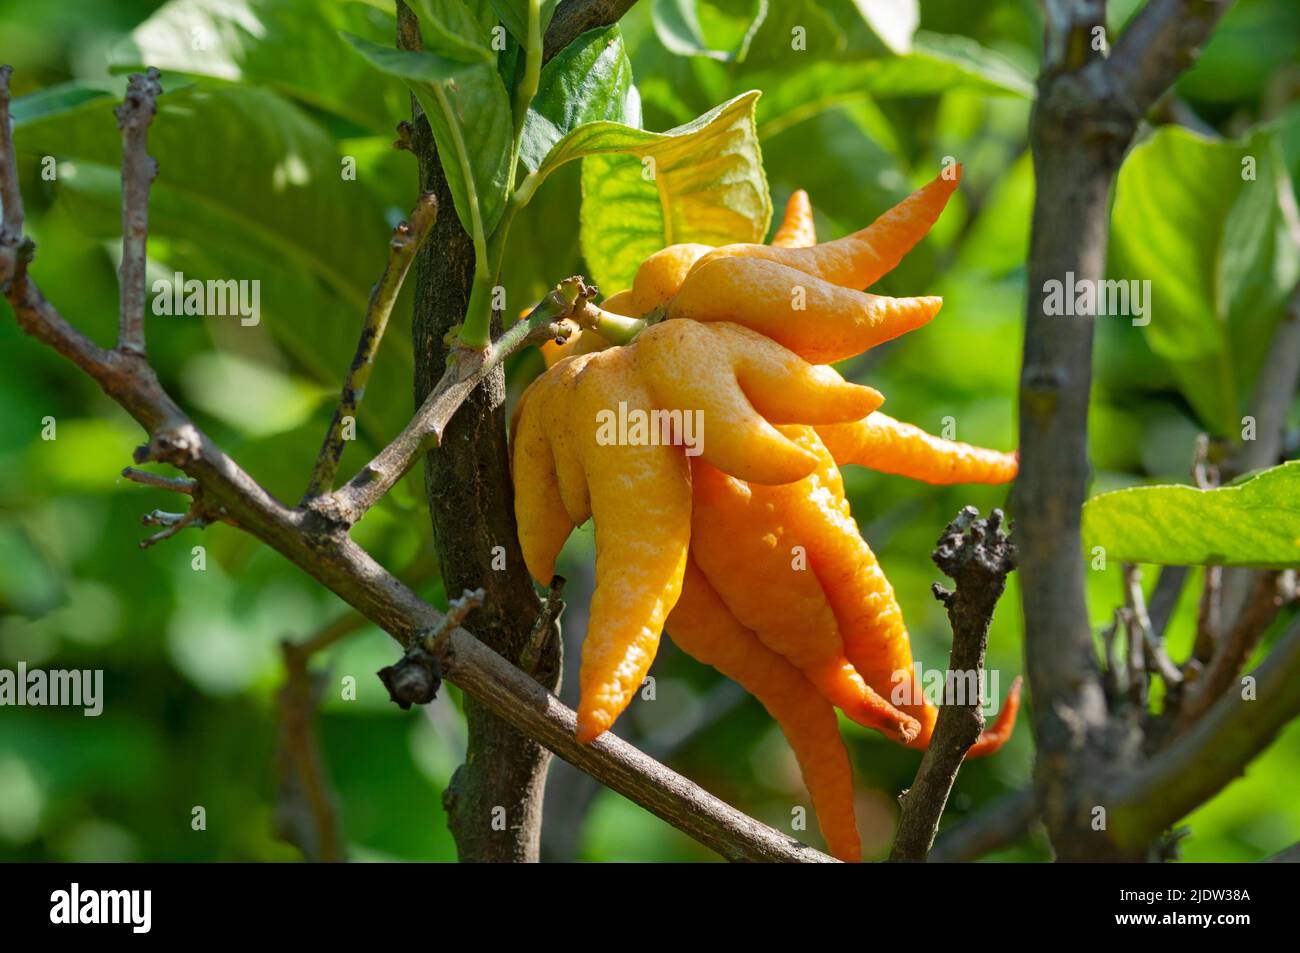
1083;462;1300;568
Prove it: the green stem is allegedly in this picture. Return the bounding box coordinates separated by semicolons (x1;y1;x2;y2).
513;0;543;147
579;304;645;345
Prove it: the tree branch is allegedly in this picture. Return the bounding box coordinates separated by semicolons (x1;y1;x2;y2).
304;192;439;500
890;507;1016;862
1102;0;1237;123
438;627;835;862
319;277;593;528
1017;0;1234;861
543;0;643;63
1;64;830;865
928;788;1038;863
1109;616;1300;850
114;68;161;355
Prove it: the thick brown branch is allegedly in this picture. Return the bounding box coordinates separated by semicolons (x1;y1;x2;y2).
890;508;1016;863
114;68;162;355
437;628;835;863
1103;1;1236;123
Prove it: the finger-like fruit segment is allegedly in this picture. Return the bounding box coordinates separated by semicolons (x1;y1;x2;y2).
568;348;693;743
669;556;862;861
817;413;1018;484
689;450;919;744
771;189;817;249
687;167;961;291
668;256;942;364
625;242;714;316
634;320;882;485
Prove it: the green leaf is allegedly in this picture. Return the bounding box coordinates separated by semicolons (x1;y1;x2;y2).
343;35;513;238
414;0;495;62
520;26;640;173
651;0;769;63
849;0;919;55
1082;462;1300;568
10;83;116;127
572;92;771;291
1109;125;1300;437
110;0;409;133
750;31;1033;138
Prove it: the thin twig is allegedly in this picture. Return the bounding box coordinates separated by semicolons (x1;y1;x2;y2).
1147;565;1189;643
139;505;206;548
114;69;162;356
304;192;438;500
121;465;196;495
928;787;1038;862
0;66;24;245
889;507;1016;863
278;640;346;862
1174;571;1284;733
1122;565;1154;704
320;277;595;527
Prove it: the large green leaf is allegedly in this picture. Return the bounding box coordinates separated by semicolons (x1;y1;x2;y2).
414;0;495;62
520;26;641;173
1109;125;1300;437
562;92;769;291
110;0;408;132
343;35;513;238
1082;462;1300;568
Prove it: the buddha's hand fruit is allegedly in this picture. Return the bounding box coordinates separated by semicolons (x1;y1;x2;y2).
513;322;886;741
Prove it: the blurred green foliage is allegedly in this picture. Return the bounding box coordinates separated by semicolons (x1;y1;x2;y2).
1;0;1298;863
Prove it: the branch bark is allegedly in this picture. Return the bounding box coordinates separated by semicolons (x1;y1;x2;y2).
1109;616;1300;851
890;508;1017;862
397;0;643;862
1016;0;1234;861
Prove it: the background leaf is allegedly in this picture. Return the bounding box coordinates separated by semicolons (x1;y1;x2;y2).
651;0;768;62
1082;462;1300;568
1109;125;1300;437
110;0;408;132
